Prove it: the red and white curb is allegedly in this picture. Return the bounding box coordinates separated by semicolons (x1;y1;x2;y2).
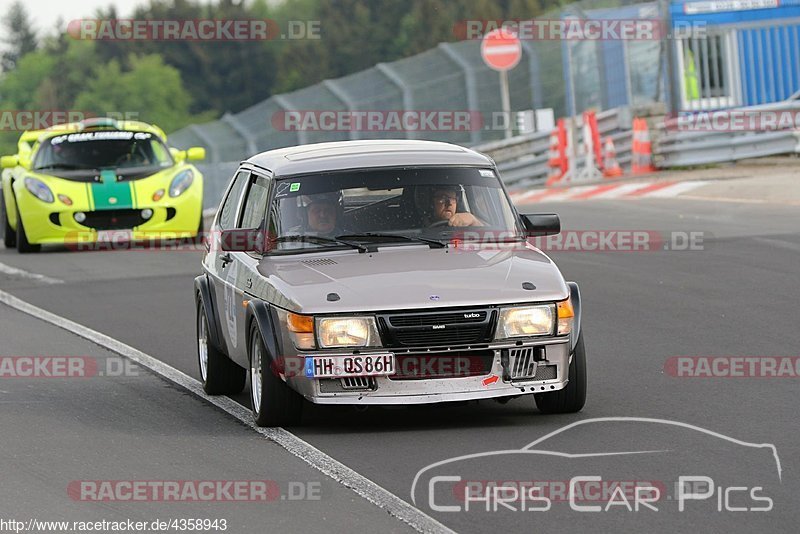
511;180;710;204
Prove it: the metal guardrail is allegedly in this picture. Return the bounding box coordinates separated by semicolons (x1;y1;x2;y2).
654;96;800;168
474;107;633;188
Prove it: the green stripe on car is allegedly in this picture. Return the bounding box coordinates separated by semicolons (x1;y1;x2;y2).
90;170;134;210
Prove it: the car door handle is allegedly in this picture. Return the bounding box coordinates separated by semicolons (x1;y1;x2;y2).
219;252;232;267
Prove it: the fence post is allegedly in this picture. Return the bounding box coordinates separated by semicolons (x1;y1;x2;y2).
189;124;220;163
376;62;416;139
438;42;481;145
323;79;360;141
273;94;308;146
222;113;257;156
520;39;543;113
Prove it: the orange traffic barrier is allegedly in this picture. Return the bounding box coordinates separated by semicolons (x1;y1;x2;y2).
631;118;657;174
546;119;568;186
602;137;623;177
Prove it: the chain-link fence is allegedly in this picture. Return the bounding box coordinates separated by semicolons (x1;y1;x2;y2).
171;0;670;208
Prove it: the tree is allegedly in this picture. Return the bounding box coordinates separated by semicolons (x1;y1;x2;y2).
73;54;204;133
1;1;38;72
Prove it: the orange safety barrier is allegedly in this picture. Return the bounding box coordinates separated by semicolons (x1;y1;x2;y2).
546;118;568;186
631;117;657;174
602;136;623;177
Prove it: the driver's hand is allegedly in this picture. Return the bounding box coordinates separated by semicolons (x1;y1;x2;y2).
448;213;482;227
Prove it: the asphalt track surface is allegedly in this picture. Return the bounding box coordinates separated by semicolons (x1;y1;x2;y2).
1;196;798;533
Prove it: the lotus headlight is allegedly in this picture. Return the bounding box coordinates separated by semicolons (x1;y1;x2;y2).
496;304;555;339
24;177;54;203
317;317;381;348
169;170;194;197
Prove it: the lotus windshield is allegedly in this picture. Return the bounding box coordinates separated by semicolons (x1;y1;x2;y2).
33;131;174;171
268;167;522;252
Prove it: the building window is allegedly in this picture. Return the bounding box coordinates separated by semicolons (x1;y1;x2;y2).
678;33;739;110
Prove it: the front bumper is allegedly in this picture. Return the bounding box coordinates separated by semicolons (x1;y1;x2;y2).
16;183;202;245
288;338;571;405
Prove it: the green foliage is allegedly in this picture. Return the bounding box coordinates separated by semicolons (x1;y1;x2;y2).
73;54;196;133
1;0;38;72
0;0;569;148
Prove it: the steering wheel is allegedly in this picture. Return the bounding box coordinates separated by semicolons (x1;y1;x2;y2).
427;219;451;228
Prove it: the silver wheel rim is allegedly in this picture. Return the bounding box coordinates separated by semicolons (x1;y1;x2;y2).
250;336;262;414
198;309;209;382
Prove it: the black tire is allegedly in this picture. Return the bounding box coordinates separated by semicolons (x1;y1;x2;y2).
534;332;587;414
16;205;40;253
1;191;16;248
197;299;246;395
249;320;303;427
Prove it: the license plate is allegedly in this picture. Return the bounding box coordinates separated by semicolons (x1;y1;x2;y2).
97;229;133;243
305;353;396;379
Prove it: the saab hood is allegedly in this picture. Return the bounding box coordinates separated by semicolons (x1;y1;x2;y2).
257;243;569;314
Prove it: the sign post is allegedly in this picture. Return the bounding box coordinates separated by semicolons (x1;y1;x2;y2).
481;28;522;140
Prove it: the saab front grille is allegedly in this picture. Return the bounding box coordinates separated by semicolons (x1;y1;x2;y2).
378;308;495;348
77;209;146;230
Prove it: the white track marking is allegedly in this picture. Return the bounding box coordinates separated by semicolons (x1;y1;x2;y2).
644;180;710;198
0;289;454;534
0;262;63;285
590;182;651;199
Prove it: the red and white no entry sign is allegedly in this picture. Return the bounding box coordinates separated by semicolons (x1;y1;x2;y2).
481;28;522;71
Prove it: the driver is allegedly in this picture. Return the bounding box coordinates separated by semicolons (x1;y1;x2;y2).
429;185;484;227
300;192;344;236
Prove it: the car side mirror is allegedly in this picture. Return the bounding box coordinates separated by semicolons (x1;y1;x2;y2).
1;155;19;169
521;213;560;237
186;147;206;161
220;228;271;253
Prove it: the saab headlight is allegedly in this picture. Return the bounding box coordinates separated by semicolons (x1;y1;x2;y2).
24;177;54;203
169;170;194;197
317;317;381;348
496;304;555;339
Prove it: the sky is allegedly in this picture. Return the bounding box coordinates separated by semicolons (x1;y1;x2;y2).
0;0;143;35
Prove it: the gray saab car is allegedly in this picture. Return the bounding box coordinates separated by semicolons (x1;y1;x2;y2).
194;140;586;426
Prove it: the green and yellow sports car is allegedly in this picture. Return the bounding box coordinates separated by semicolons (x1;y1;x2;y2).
1;118;206;252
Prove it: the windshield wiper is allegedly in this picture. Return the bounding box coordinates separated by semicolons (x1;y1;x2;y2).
34;163;95;171
274;234;368;253
335;232;447;248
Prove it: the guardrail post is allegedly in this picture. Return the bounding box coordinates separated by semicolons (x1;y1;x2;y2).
438;42;481;145
189;124;220;163
323;79;360;141
221;113;257;156
273;94;308;146
376;62;416;139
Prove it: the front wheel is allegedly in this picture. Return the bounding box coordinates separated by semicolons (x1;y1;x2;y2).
1;191;16;248
16;207;40;253
534;333;587;414
197;299;246;395
249;321;303;427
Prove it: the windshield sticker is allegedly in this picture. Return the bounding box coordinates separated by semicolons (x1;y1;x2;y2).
290;182;301;192
275;181;295;198
479;169;495;178
50;131;152;144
